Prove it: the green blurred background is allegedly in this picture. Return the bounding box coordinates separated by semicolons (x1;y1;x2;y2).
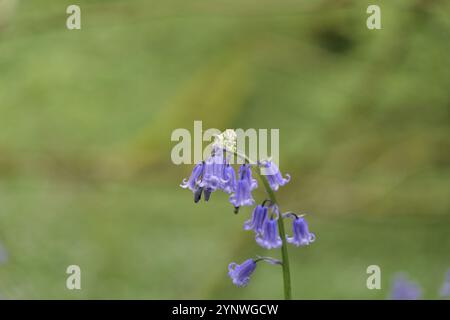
0;0;449;299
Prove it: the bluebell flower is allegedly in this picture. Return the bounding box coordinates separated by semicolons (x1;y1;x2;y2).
228;259;257;287
440;269;450;298
181;130;318;294
180;162;204;191
256;216;282;249
181;147;237;202
200;148;227;193
390;274;422;300
286;216;316;247
222;164;237;194
229;164;257;208
241;163;258;191
244;205;268;234
260;160;290;191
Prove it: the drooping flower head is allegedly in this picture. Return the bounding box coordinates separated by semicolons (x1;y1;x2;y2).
440;269;450;298
241;163;258;191
229;164;257;209
222;164;237;194
228;259;257;287
181;146;237;202
200;147;227;193
286;215;316;247
244;204;268;234
256;214;282;250
259;160;290;191
181;129;318;294
180;162;204;192
390;274;422;300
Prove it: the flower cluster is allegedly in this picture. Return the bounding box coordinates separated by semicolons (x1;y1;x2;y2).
181;144;316;289
180;147;237;202
440;269;450;298
389;269;450;300
390;274;422;300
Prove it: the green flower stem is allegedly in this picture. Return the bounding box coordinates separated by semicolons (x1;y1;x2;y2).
256;171;292;300
231;149;292;299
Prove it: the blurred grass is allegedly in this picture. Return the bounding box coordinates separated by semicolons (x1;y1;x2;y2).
0;0;449;299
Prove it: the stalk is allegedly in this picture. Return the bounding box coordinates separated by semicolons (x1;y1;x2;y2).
257;171;292;300
232;149;292;299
